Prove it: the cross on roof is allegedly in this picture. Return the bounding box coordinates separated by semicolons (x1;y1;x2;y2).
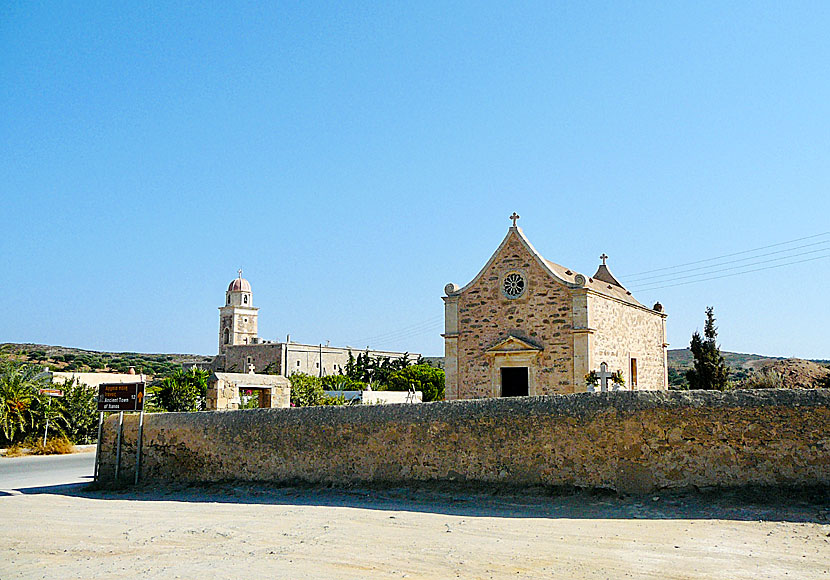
510;212;520;227
237;268;243;278
599;253;608;266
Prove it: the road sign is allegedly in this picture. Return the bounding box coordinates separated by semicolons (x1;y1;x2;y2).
98;382;145;412
38;388;64;397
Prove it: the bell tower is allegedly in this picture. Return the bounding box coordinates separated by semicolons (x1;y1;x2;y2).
218;270;259;353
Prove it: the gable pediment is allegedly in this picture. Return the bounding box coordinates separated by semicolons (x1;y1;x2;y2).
486;335;543;354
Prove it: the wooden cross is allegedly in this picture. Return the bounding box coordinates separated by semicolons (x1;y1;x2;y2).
510;212;520;227
599;253;608;266
598;362;613;392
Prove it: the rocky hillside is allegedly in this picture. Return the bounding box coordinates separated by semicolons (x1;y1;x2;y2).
668;349;830;389
0;343;212;378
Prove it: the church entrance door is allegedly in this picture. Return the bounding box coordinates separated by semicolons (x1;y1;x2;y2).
500;367;529;397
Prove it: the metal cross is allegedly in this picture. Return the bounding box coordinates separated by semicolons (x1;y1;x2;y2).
238;268;243;278
598;362;613;392
599;253;608;266
510;212;520;227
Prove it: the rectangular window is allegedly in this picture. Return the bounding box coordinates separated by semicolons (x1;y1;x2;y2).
630;358;638;388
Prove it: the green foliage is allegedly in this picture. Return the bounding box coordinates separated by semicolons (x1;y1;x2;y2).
584;369;624;388
289;373;325;406
740;367;784;389
59;378;99;444
238;388;261;409
0;363;51;445
342;350;412;386
289;373;349;406
321;374;365;391
667;367;689;389
155;368;209;412
385;364;445;402
685;307;730;390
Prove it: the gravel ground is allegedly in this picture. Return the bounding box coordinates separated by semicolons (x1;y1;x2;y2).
1;484;828;579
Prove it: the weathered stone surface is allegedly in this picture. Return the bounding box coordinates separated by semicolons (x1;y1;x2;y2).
99;389;830;493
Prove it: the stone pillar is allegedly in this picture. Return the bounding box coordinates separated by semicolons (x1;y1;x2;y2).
442;289;460;400
571;290;593;393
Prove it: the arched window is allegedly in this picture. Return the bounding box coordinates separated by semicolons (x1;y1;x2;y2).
227;296;231;304
223;328;230;344
243;295;248;304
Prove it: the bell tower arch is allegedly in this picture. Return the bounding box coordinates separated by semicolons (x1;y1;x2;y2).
218;270;259;353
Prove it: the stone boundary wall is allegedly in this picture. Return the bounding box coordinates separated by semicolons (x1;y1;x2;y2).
97;390;830;493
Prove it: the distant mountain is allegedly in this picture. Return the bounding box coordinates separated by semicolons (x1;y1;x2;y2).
0;343;212;378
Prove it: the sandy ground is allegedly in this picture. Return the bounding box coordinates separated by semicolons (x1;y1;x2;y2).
1;484;828;580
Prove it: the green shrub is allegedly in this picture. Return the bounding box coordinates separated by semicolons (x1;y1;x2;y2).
155;368;209;412
289;373;325;407
386;365;445;402
59;378;98;444
740;368;784;389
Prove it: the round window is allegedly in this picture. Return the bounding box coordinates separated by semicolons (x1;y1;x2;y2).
502;271;526;299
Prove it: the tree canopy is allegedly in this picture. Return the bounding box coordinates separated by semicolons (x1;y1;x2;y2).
685;307;730;390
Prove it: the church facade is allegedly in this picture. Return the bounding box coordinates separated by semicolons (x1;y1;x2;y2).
442;216;668;399
210;272;418;377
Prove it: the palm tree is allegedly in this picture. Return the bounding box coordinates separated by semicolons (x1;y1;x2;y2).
0;363;52;444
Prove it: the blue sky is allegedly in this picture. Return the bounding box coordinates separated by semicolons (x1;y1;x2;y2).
2;2;829;358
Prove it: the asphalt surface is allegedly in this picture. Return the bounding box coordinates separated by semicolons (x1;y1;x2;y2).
0;451;96;492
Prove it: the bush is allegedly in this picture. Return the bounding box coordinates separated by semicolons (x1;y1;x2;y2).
155;368;209;412
28;436;74;455
59;378;98;444
289;373;325;406
289;373;348;406
321;375;365;391
386;365;445;402
740;368;784;389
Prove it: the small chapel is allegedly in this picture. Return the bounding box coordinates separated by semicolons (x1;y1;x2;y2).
442;213;668;399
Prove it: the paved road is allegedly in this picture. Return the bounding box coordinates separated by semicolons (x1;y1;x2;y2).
0;451;96;492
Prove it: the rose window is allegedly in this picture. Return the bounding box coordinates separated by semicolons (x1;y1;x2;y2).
502;272;526;298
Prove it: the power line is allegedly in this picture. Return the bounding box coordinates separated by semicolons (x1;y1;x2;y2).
623;231;830;280
631;252;830;292
627;238;830;284
630;246;830;290
349;316;443;347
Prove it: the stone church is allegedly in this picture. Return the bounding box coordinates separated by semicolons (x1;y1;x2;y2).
209;271;417;377
442;214;668;399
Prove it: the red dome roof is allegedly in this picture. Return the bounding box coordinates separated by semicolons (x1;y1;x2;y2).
228;277;251;292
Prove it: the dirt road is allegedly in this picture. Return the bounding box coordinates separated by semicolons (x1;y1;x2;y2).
1;485;828;579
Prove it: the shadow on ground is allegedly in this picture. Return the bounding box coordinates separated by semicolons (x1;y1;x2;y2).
7;479;830;524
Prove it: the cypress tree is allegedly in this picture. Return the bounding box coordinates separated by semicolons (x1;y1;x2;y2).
685;307;730;390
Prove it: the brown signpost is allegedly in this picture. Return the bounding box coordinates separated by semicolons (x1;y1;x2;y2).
95;382;146;485
98;382;144;411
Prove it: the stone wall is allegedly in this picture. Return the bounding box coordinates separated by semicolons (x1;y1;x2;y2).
587;292;667;390
98;390;830;493
223;343;283;374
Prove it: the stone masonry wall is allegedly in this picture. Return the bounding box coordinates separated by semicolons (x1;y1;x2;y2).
588;292;666;390
224;343;283;374
98;390;830;494
456;235;574;397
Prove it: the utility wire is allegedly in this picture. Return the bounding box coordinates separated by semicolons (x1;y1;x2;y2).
623;231;830;279
631;252;830;291
349;316;443;347
627;238;830;284
630;246;830;290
